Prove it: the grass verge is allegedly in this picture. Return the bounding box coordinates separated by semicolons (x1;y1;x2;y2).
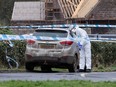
0;80;116;87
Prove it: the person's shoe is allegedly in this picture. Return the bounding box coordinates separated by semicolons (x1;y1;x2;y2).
78;69;85;72
86;69;91;72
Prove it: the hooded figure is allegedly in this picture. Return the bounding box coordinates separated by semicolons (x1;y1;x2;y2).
71;25;91;72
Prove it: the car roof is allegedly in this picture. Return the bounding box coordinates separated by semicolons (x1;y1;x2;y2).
35;28;70;32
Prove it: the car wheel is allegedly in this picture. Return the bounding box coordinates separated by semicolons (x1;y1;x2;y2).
68;55;78;72
41;66;52;72
25;62;34;72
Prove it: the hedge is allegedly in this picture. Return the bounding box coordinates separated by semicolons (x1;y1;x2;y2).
0;41;116;69
91;42;116;67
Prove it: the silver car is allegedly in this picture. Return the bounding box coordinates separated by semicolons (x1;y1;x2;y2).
25;28;80;72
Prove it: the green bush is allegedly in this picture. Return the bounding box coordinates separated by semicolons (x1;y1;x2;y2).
0;25;26;68
0;41;116;68
0;40;26;68
91;42;116;67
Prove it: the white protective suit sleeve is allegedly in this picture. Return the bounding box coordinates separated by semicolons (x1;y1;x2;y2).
75;27;90;46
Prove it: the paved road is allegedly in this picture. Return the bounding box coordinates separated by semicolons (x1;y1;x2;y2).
0;71;116;82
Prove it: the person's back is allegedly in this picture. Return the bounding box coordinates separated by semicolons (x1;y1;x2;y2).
75;27;90;46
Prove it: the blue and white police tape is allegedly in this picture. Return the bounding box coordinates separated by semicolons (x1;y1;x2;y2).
0;34;72;41
0;24;116;29
0;34;116;42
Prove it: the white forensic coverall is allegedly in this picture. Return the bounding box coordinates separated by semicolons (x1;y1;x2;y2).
74;26;91;70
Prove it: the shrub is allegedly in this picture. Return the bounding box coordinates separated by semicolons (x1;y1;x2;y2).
91;42;116;67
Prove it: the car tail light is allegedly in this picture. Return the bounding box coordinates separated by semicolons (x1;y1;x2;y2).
27;39;35;45
60;41;73;46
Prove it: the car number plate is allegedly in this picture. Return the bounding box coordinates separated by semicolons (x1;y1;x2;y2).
39;44;55;49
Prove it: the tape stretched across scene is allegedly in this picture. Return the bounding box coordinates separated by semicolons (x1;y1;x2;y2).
0;24;116;29
0;24;116;42
0;34;115;43
0;34;72;41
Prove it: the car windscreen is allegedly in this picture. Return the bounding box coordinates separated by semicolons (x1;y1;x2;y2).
33;30;68;37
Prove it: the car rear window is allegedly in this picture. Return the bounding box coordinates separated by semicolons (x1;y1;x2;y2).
33;30;68;37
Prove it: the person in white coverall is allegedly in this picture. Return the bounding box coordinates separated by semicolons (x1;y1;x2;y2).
71;25;91;72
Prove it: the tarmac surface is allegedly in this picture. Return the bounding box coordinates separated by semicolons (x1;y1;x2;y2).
0;71;116;82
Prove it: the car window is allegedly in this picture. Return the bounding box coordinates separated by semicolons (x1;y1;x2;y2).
33;30;68;37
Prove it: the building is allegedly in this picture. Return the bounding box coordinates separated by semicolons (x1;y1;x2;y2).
11;0;64;34
58;0;116;34
11;0;116;34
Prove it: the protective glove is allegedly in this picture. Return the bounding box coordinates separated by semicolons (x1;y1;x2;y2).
77;42;83;50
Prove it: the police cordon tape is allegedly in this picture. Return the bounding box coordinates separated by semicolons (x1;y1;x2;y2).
0;34;71;41
0;24;116;29
0;34;116;42
0;24;116;42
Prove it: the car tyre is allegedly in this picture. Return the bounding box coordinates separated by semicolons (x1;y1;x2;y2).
25;62;34;72
68;55;78;72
